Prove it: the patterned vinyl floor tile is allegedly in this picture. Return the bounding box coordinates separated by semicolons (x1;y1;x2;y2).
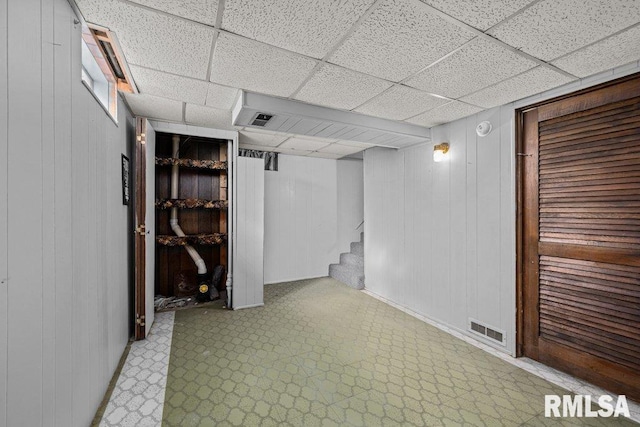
100;311;175;427
100;277;639;426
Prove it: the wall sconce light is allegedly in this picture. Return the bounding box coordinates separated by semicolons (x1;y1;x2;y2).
433;143;449;162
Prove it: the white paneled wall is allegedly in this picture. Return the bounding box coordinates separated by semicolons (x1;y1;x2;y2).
264;155;363;284
364;108;517;354
337;159;364;254
1;0;134;425
364;61;640;357
234;157;265;309
363;148;405;304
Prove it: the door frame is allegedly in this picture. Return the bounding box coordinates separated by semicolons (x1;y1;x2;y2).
143;121;238;309
134;117;147;340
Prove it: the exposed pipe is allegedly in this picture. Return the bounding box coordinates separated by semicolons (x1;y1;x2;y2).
170;135;207;275
225;139;233;309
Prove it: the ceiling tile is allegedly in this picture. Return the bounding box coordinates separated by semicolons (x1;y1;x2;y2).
222;0;376;59
460;66;574;108
129;65;209;104
294;63;393;111
279;137;332;151
239;143;278;152
419;0;535;31
355;85;450;120
239;129;289;147
185;104;234;130
552;25;640;78
307;152;345;159
317;143;365;156
406;101;483;127
76;0;215;79
124;93;183;122
210;33;317;97
205;84;239;110
405;37;537;98
75;0;117;23
329;0;475;81
489;0;640;61
127;0;219;26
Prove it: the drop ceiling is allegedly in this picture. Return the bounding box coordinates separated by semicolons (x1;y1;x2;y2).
74;0;640;159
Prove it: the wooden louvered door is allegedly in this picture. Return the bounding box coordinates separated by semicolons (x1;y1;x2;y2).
520;74;640;401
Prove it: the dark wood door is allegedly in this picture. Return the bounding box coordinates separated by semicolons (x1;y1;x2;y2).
520;74;640;401
134;117;147;340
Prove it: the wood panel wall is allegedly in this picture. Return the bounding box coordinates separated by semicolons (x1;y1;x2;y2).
1;0;134;425
263;155;364;284
234;157;265;309
364;61;640;357
155;133;226;296
364;105;517;354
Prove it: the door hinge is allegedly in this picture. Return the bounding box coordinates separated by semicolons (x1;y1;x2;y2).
136;314;146;327
135;224;146;235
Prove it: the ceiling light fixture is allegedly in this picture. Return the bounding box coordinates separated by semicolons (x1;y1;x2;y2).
433;143;449;162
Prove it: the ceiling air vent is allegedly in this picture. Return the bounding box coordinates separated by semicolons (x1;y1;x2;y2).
251;113;273;127
469;319;506;346
232;91;430;149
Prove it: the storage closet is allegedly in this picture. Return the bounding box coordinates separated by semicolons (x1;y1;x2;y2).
154;132;229;303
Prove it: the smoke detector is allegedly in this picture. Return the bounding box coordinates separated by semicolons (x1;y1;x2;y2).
476;121;492;137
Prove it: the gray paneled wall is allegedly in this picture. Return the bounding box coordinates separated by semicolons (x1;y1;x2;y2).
364;105;517;355
337;159;364;255
264;155;364;284
363;61;640;358
1;0;8;424
1;0;133;425
234;156;265;309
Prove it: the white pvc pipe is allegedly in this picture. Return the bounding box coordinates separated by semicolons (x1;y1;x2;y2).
171;135;207;275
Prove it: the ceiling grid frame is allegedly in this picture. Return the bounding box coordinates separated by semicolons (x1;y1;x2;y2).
75;0;640;159
288;0;386;99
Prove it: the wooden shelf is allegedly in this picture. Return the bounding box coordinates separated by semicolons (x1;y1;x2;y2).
156;198;228;210
156;233;227;247
156;157;227;171
154;134;228;297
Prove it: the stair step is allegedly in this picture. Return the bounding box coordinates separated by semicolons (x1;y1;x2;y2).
329;264;364;290
340;252;363;268
350;241;364;257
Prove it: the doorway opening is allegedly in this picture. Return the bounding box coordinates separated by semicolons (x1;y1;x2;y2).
133;118;234;340
153;132;229;311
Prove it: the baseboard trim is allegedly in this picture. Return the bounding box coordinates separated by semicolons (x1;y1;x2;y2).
361;288;512;356
264;275;327;285
233;303;265;310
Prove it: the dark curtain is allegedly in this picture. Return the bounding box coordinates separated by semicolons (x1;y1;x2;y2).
238;149;278;171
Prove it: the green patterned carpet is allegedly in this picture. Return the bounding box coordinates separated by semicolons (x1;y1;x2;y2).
162;277;635;426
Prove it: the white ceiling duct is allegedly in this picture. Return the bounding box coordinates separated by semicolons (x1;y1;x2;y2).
232;91;430;149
